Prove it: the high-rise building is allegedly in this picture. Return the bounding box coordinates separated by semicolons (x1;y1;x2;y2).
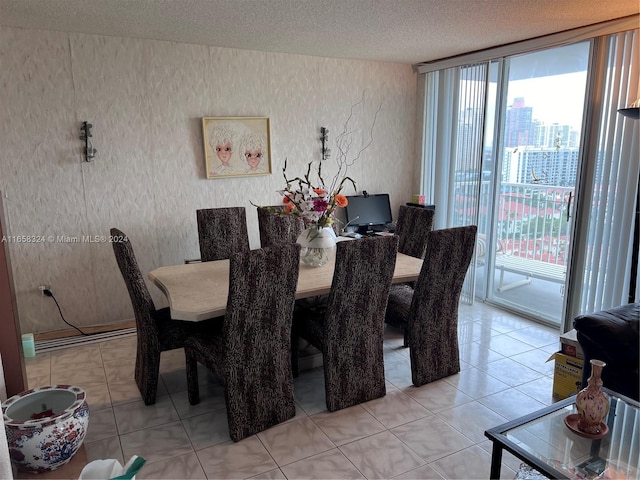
505;97;534;147
502;147;579;186
533;122;580;149
455;99;581;187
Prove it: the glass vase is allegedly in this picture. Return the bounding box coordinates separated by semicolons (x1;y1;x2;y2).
296;226;337;267
575;359;609;434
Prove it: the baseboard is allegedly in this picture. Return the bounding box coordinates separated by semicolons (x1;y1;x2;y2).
36;327;137;353
32;322;326;366
34;320;136;341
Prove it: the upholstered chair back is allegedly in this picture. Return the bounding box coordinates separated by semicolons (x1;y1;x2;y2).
197;207;250;262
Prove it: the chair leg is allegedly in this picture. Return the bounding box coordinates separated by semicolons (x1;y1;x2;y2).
409;320;461;387
403;328;409;348
185;350;200;405
324;340;386;412
291;330;300;378
135;346;161;406
225;358;296;442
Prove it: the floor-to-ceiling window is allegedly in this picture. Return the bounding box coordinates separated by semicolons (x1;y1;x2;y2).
568;29;640;325
484;43;589;326
417;16;639;330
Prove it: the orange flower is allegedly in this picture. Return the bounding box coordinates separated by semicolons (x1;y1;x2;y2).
282;195;295;213
313;188;326;195
334;194;348;207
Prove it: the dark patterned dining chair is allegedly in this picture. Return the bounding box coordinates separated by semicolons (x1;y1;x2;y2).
196;207;250;262
184;243;301;442
386;205;436;345
257;206;304;248
385;225;477;387
395;205;435;259
110;227;218;405
293;236;399;412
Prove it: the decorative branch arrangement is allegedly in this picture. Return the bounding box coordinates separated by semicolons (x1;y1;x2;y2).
278;158;355;229
258;92;381;230
327;91;381;196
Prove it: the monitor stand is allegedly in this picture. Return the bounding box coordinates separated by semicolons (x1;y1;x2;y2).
355;225;387;236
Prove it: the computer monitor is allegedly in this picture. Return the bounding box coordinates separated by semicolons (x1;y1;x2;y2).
344;194;393;234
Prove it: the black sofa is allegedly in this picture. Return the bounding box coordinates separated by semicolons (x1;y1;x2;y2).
573;303;639;401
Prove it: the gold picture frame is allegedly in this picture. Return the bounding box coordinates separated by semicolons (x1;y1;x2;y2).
202;117;272;178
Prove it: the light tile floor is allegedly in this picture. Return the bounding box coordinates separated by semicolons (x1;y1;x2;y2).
24;302;562;479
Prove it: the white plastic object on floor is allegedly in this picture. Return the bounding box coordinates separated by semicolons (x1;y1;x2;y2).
79;455;145;480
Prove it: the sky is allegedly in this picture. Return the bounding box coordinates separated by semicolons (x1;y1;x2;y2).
507;71;588;130
479;41;590;145
481;70;588;147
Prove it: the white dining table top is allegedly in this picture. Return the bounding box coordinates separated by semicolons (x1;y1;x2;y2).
148;252;423;321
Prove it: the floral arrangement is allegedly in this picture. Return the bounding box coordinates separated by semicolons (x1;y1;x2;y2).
261;92;380;234
279;159;355;230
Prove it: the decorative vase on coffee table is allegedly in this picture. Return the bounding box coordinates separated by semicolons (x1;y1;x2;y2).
3;385;90;473
296;226;337;267
575;359;609;435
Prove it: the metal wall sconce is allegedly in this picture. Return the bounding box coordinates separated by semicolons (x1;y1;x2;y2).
320;127;331;161
618;97;640;119
79;122;97;162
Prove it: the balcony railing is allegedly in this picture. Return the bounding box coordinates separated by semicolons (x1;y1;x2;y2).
458;181;574;266
454;180;572;324
494;182;573;265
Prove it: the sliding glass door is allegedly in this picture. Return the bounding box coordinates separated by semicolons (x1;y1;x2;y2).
480;43;590;326
421;22;639;330
424;42;592;327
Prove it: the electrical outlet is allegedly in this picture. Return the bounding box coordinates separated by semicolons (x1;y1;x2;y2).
39;285;51;295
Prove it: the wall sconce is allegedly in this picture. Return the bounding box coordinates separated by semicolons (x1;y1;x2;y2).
320;127;330;161
618;98;640;119
79;122;97;162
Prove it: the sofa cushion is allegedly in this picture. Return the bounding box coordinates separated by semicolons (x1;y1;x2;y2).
573;303;639;401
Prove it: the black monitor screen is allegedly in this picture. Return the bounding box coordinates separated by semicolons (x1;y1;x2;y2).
344;194;392;229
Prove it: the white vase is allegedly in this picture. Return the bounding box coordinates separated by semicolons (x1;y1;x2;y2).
3;385;90;473
296;226;337;267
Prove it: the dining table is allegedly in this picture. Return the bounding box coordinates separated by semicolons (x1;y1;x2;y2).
148;251;424;321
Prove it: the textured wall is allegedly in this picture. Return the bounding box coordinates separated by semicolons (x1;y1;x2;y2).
0;26;418;334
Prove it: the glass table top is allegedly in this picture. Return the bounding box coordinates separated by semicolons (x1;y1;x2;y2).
489;391;639;479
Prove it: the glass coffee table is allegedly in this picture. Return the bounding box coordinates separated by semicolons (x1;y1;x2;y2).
484;388;639;479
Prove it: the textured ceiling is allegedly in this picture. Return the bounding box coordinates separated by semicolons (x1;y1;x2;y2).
0;0;638;64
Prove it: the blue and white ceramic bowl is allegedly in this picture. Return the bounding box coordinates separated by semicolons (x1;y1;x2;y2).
3;385;89;473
